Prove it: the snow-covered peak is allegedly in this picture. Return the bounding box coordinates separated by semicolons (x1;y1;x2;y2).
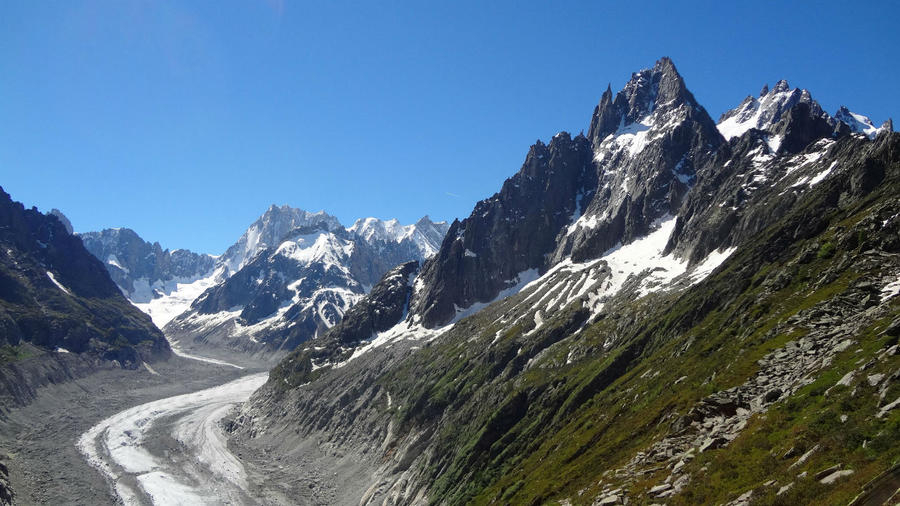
409;216;450;257
772;79;791;94
348;217;406;243
589;58;703;163
275;230;355;269
220;205;342;274
348;216;449;258
834;106;887;140
717;81;822;141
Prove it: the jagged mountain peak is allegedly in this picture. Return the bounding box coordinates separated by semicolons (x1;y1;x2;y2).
717;80;826;144
348;215;450;258
564;57;722;262
772;78;790;93
49;208;73;234
621;57;688;116
834;105;889;139
413;215;437;228
589;57;700;149
410;58;721;328
220;205;342;274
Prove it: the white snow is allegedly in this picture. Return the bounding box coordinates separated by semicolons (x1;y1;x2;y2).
348;216;449;258
835;107;886;139
765;134;783;153
173;280;362;354
717;85;798;141
133;268;224;328
343;217;740;364
338;320;451;367
527;217;736;318
807;166;834;186
464;249;478;258
275;231;354;268
593;104;690;166
882;276;900;300
525;311;544;336
46;271;72;295
219;206;341;275
451;268;541;323
688;247;737;283
598;217;685;299
77;372;268;506
106;254;129;273
567;213;601;235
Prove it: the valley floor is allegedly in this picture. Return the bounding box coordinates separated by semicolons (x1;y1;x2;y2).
0;355;263;505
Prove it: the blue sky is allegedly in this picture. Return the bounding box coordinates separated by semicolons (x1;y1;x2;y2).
2;1;898;254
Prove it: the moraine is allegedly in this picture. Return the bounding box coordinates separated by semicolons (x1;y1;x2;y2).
77;370;268;505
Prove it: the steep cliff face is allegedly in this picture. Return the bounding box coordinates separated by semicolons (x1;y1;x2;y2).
237;59;899;506
409;58;722;329
409;132;595;328
165;209;446;359
0;187;170;407
80;227;217;304
557;57;723;262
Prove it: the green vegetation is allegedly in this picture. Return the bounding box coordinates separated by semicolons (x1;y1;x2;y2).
0;344;37;364
366;152;900;505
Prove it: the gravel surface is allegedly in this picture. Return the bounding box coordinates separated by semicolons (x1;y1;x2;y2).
0;356;260;505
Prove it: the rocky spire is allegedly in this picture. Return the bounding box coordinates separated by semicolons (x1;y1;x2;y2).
49;208;73;234
588;57;701;150
772;79;790;93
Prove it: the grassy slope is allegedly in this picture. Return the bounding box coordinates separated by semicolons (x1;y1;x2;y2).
373;139;900;505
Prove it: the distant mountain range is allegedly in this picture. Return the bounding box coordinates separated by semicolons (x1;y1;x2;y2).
79;205;448;360
235;58;900;505
2;55;898;506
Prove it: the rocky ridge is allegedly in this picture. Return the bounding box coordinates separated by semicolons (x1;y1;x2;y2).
162;207;447;360
234;58;899;505
0;187;171;408
79;227;217;305
408;58;724;329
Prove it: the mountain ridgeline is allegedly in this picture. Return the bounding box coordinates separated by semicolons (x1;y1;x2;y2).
80;228;217;304
235;58;900;505
81;203;449;362
0;188;170;408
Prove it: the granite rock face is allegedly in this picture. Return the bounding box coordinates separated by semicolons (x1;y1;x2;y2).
410;58;722;328
408;132;594;328
240;58;900;506
166;209;446;358
558;57;723;263
0;187;170;408
80;227;217;303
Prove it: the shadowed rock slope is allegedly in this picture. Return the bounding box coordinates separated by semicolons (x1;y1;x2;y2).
235;60;899;505
0;187;170;410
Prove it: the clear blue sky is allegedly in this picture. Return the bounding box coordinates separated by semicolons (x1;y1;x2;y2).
2;1;898;254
